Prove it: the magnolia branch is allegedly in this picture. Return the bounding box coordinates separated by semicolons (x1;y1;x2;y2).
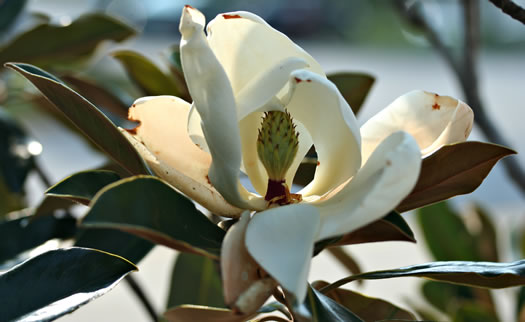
394;0;525;197
488;0;525;25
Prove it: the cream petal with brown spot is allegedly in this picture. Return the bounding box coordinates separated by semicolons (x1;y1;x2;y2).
122;96;243;217
360;90;473;163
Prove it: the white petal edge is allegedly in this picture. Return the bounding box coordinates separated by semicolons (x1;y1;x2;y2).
284;70;361;198
245;204;321;302
180;6;265;210
360;90;473;163
314;131;421;240
206;11;325;96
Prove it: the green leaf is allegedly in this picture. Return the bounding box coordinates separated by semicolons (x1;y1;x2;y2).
455;303;499;322
473;205;499;262
517;287;525;320
167;253;225;309
322;260;525;292
74;228;153;264
112;50;185;97
5;63;149;175
46;170;121;205
0;13;136;68
62;74;132;121
0;247;137;321
312;281;416;321
418;202;480;261
298;285;362;322
0;0;26;34
164;305;256;322
0;214;77;264
397;142;515;212
327;72;375;116
33;195;76;217
82;176;225;259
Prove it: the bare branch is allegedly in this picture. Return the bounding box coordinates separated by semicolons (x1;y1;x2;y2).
488;0;525;25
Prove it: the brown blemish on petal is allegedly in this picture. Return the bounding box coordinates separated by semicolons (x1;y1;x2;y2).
223;14;242;19
317;161;320;166
306;79;312;83
206;175;212;185
184;4;194;9
386;160;392;166
294;77;302;83
125;127;138;135
432;103;441;110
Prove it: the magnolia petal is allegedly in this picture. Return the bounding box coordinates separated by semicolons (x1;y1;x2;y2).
120;129;243;217
187;104;209;154
315;131;421;240
284;70;361;198
360;90;473;163
245;204;321;302
206;11;324;96
180;6;264;211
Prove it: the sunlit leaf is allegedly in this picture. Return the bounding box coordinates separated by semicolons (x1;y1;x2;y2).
0;213;76;264
0;13;135;68
82;176;225;259
164;305;256;322
297;285;362;322
112;50;185;97
327;72;375;115
46;169;121;205
397;142;515;212
312;281;416;321
0;247;136;321
167;253;225;309
5;63;149;175
322;260;525;292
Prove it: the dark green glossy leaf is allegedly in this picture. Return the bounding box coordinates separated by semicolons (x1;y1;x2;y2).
322;260;525;292
293;161;316;187
418;202;480;261
0;214;76;264
46;170;121;205
0;0;26;33
397;142;515;212
82;176;225;259
167;253;225;309
297;285;362;322
33;195;76;218
0;247;137;321
312;281;416;321
5;63;149;175
327;72;375;116
74;228;153;264
112;50;184;97
0;13;135;67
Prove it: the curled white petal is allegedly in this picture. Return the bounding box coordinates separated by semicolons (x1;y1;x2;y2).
361;90;473;163
314;131;421;240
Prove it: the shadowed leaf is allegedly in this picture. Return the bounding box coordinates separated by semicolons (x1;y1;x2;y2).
0;13;135;67
82;176;225;259
5;63;149;175
0;0;26;33
167;253;225;309
164;305;256;322
0;247;136;321
397;142;515;212
112;50;185;97
0;214;76;264
46;170;121;205
327;72;375;116
297;285;362;322
312;281;416;321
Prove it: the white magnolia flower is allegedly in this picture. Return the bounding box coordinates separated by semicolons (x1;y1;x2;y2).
123;6;473;302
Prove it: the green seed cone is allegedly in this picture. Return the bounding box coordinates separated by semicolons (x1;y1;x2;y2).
256;110;299;181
